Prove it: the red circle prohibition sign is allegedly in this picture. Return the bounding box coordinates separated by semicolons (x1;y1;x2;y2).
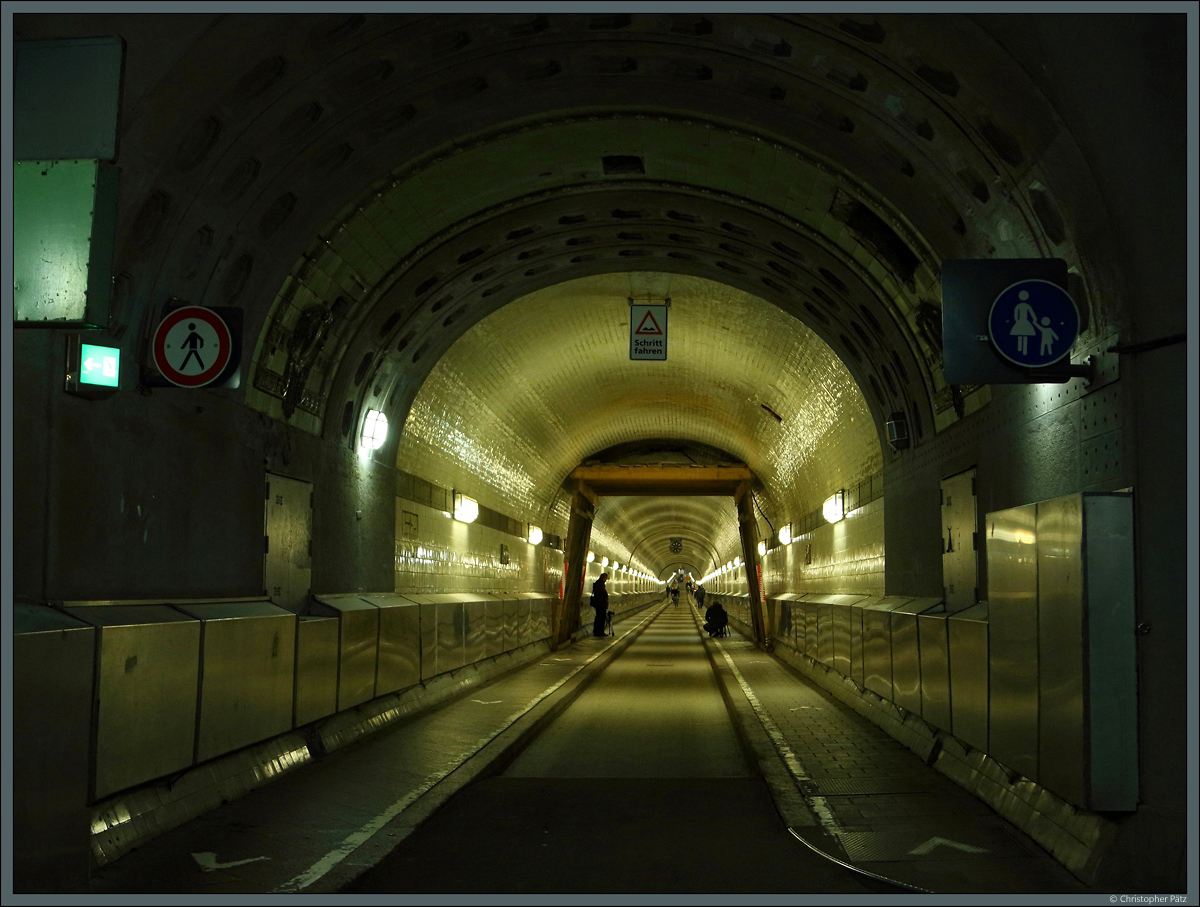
152;306;233;388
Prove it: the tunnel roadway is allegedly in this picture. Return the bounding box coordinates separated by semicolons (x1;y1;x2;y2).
65;600;1097;899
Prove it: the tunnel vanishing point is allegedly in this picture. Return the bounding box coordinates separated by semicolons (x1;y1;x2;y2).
5;8;1195;897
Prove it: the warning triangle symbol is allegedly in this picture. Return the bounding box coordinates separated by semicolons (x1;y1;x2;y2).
635;311;663;335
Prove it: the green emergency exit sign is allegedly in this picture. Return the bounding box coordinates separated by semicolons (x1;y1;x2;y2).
79;342;120;387
64;334;120;398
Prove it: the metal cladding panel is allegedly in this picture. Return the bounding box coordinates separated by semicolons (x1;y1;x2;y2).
13;606;95;887
1037;493;1138;810
502;596;519;651
314;597;380;711
773;597;793;648
360;595;421;696
66;606;201;799
484;596;510;658
418;600;439;680
918;611;952;732
174;602;297;764
463;597;488;665
1036;496;1086;805
804;601;819;659
1082;494;1137;810
515;593;542;647
850;599;878;688
948;604;990;752
888;602;923;714
531;596;552;640
816;601;834;666
862;598;913;700
434;599;466;675
774;594;801;650
987;503;1039;780
294;616;339;726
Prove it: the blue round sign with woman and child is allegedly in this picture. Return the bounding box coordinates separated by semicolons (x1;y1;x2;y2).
987;278;1080;369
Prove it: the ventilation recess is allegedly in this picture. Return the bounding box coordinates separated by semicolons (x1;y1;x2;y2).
603;155;645;175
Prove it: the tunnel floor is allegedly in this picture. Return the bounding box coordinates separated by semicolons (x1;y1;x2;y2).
65;600;1098;898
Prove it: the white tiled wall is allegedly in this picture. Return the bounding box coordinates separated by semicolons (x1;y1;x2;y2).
393;497;562;594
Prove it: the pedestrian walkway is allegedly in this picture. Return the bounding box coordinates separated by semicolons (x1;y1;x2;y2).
701;613;1097;896
57;600;1097;900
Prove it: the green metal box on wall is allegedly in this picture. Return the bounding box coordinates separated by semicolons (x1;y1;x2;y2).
14;159;120;328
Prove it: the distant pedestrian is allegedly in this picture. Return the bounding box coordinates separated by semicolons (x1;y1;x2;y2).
591;572;610;637
694;585;705;610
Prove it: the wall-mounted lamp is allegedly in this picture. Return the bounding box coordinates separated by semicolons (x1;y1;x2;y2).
757;541;767;556
823;490;846;524
886;411;910;451
527;525;543;545
360;409;388;452
601;556;610;567
453;492;478;523
778;525;792;546
587;551;595;563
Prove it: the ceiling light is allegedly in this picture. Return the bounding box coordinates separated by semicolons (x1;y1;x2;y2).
528;525;543;545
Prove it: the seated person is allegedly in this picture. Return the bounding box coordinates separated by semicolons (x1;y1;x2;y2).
703;602;728;636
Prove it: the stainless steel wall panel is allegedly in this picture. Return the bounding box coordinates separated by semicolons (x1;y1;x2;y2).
862;598;913;700
414;597;439;681
312;596;380;711
515;594;535;646
1081;493;1137;811
889;600;927;714
13;605;95;888
803;599;819;659
428;595;466;675
850;598;876;688
1036;495;1084;804
463;596;488;666
174;602;297;764
360;594;421;696
531;595;551;640
987;502;1039;780
918;609;951;731
1038;493;1138;810
502;596;519;651
485;595;510;658
816;600;834;666
65;605;200;799
294;615;338;726
948;604;989;752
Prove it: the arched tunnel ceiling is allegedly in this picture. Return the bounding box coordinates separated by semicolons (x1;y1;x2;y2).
394;274;879;578
14;11;1120;577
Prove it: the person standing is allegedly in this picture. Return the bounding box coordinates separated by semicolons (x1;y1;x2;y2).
591;572;610;637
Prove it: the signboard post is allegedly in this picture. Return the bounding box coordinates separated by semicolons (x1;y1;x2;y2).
629;303;667;361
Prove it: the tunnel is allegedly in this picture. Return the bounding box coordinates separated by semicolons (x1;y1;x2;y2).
5;8;1194;898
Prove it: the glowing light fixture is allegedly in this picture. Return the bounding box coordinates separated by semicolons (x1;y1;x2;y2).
360;409;388;451
757;541;767;557
601;557;610;567
823;490;846;524
778;525;792;546
528;525;543;545
587;551;595;563
453;492;478;523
